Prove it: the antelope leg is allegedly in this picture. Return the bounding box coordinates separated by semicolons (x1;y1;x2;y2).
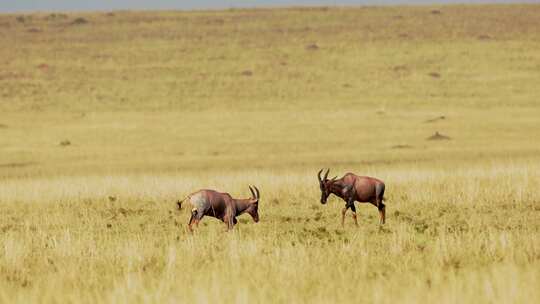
187;209;196;232
224;216;235;231
378;204;386;225
341;207;347;227
188;220;195;232
350;204;358;227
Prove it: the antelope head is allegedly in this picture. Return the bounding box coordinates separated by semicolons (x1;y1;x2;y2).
246;185;260;222
318;168;336;204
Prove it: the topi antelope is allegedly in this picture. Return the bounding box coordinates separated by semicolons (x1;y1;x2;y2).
177;186;260;232
318;169;386;226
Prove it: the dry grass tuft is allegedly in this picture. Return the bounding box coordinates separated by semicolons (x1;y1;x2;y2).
427;131;451;140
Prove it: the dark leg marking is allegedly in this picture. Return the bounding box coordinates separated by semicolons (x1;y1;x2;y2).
378;203;386;225
188;209;197;232
350;203;358;226
377;184;386;224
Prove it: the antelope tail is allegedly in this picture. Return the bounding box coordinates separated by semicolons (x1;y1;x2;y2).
176;195;190;210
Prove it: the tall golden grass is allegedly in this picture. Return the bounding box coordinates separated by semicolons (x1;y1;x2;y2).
1;162;539;303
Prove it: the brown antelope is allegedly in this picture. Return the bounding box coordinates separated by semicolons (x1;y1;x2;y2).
318;169;386;226
177;186;260;232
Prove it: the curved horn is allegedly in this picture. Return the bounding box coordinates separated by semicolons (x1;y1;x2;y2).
317;169;323;182
253;186;260;199
323;168;330;181
249;186;256;199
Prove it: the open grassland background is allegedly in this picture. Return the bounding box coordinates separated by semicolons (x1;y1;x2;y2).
1;4;540;303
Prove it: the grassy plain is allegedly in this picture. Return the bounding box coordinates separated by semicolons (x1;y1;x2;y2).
1;4;540;303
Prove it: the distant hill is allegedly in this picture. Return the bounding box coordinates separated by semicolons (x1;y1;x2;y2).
1;4;539;112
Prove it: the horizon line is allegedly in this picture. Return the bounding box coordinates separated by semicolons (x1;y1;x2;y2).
1;1;537;14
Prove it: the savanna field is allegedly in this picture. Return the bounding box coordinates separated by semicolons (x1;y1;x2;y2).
1;4;540;303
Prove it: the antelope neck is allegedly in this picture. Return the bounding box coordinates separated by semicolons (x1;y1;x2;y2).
234;199;253;213
328;181;346;198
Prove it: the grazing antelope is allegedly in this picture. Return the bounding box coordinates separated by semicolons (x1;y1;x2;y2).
177;186;260;232
318;169;386;226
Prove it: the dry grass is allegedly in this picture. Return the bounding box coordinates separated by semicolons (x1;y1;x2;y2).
2;5;540;112
1;163;539;303
1;4;540;303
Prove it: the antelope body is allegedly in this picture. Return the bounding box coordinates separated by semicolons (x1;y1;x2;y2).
318;169;386;226
178;186;260;232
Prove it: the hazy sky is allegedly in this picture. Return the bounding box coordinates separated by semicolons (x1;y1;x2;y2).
0;0;537;13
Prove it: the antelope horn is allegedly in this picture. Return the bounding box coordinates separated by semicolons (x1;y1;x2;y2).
323;168;330;181
317;169;323;182
249;186;256;199
253;186;260;199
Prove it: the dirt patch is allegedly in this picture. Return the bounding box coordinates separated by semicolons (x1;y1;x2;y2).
428;72;441;78
27;28;41;33
71;17;89;25
391;144;413;149
478;35;492;40
306;43;319;50
424;115;446;123
393;65;408;72
0;123;7;128
37;63;49;70
241;70;253;76
427;131;451;141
